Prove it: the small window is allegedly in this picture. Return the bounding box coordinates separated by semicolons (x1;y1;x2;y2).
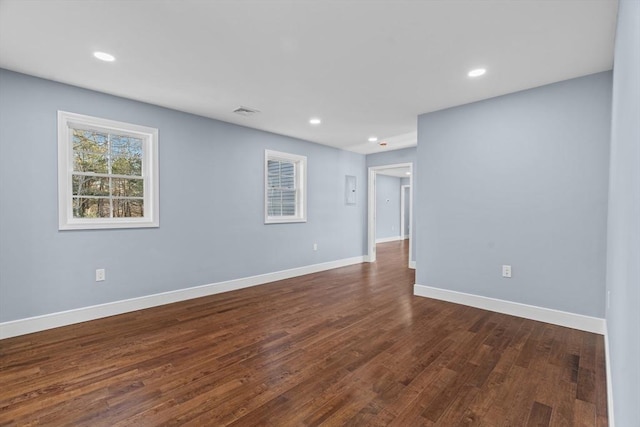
265;150;307;223
58;111;159;230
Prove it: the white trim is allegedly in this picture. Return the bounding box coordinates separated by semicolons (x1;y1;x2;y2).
413;284;606;334
368;163;414;267
264;149;307;224
367;168;377;263
400;184;410;243
0;256;364;340
375;235;403;243
604;323;615;427
57;111;159;230
409;261;416;269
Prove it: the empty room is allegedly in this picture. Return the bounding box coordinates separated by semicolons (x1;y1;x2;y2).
0;1;638;426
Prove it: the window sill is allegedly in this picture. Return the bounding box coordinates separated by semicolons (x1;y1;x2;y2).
59;218;159;231
264;217;307;224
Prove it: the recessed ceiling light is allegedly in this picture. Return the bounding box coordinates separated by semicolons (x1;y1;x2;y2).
309;118;321;125
468;68;486;77
368;136;378;142
94;51;115;62
405;171;411;175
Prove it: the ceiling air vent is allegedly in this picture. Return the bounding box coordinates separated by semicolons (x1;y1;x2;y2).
233;106;260;116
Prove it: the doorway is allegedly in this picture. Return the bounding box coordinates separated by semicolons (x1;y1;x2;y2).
367;162;414;268
401;184;410;241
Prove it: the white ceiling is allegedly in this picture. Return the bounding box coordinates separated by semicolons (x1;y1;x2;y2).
0;0;617;154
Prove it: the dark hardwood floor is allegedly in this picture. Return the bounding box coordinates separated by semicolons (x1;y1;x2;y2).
0;241;608;426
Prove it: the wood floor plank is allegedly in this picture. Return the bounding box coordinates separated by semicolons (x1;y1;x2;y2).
0;241;608;426
594;335;609;422
526;401;553;426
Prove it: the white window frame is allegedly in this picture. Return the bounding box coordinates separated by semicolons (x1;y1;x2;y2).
57;111;159;230
264;150;307;224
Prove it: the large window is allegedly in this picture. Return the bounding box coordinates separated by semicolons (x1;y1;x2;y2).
265;150;307;223
58;111;159;230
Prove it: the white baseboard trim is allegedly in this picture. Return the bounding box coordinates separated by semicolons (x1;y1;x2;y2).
0;256;365;340
376;235;403;244
413;284;606;334
604;323;615;427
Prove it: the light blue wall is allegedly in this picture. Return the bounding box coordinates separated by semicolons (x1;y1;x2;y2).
366;147;417;169
606;0;640;424
400;177;411;237
375;175;401;240
402;185;410;237
0;69;367;323
416;72;612;317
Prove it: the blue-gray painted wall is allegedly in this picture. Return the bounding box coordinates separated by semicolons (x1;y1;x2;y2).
416;72;612;317
0;69;367;323
400;178;410;238
402;184;410;237
366;147;417;169
606;0;640;424
375;174;401;239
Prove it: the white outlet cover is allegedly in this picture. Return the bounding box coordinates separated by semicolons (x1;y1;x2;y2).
502;265;512;278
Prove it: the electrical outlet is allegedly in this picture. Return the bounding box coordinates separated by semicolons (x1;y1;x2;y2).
313;243;318;251
502;265;512;278
96;269;106;282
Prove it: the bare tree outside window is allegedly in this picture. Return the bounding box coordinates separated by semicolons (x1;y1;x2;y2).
72;129;144;218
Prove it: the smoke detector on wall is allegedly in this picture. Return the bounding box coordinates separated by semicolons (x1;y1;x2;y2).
233;106;260;116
